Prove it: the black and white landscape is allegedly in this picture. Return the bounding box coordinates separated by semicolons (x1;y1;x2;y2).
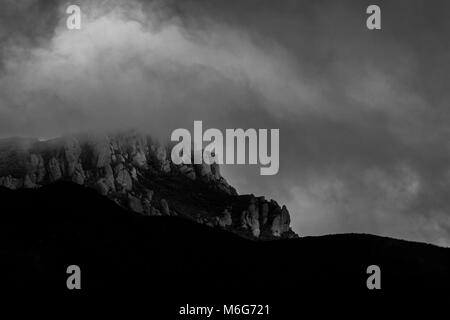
0;0;449;314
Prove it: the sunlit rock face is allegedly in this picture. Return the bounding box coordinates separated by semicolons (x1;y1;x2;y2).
0;132;297;239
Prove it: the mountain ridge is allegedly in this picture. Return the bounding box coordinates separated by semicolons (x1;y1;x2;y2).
0;131;296;239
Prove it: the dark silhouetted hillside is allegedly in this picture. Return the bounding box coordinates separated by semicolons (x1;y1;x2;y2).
0;182;448;314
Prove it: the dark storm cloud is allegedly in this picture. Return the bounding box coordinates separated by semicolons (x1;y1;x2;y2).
0;0;449;245
0;0;61;68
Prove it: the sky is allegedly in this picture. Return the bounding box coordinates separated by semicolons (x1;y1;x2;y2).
0;0;449;246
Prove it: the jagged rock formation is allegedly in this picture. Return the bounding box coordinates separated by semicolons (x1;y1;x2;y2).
0;132;297;239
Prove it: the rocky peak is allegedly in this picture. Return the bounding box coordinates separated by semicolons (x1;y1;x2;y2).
0;132;297;239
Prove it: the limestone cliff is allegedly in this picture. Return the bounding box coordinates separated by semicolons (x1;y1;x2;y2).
0;132;297;239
